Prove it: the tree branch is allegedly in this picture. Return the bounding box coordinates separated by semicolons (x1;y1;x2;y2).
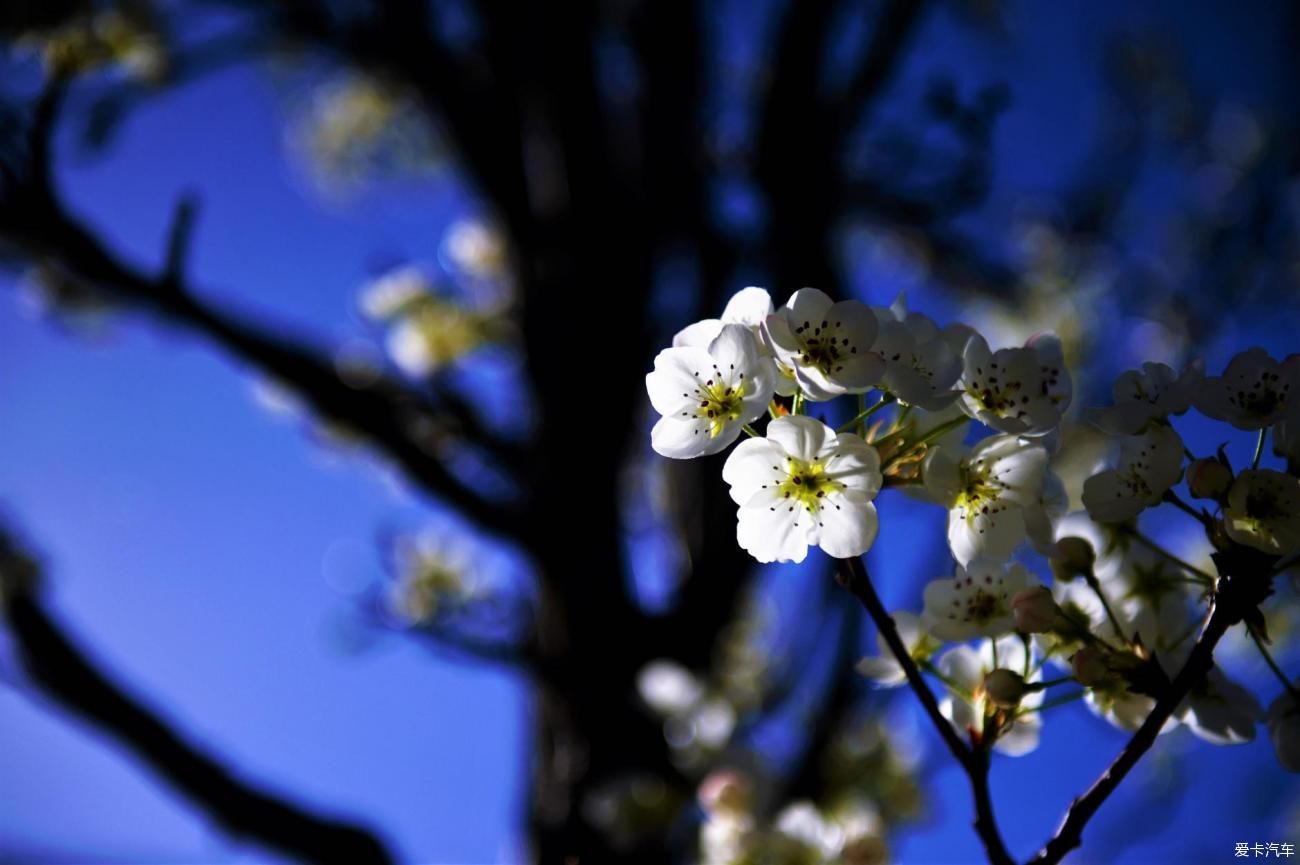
836;555;1014;865
1026;549;1273;865
0;531;394;865
0;94;527;540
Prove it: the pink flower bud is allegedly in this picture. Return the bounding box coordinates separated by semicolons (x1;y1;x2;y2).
1071;646;1113;688
1051;536;1096;581
697;768;751;816
1012;586;1063;634
983;669;1029;708
1188;457;1233;501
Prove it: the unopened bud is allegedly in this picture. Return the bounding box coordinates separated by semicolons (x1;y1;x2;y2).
1052;537;1096;580
1011;586;1063;634
697;769;751;817
1071;646;1114;688
1188;457;1233;501
982;669;1029;709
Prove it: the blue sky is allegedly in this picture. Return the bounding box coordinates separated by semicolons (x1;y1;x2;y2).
3;2;1300;863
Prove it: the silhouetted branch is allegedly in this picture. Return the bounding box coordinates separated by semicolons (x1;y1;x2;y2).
0;529;394;865
1027;550;1273;865
836;556;1014;865
0;90;527;540
836;0;933;136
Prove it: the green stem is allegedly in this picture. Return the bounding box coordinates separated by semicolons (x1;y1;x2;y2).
1253;428;1268;469
1027;676;1075;692
768;402;779;420
1082;569;1129;645
882;414;968;470
1028;690;1087;715
1127;530;1217;585
1251;628;1300;703
742;424;760;438
1162;490;1211;528
838;393;894;433
793;392;804;416
921;659;975;702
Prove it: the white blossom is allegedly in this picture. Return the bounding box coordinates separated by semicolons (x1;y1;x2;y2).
674;286;798;397
637;661;704;716
1194;348;1300;430
957;332;1072;436
673;286;774;347
1081;425;1185;523
937;636;1043;756
1090;361;1200;434
871;308;963;410
359;264;431;319
922;434;1051;566
1223;469;1300;556
722;416;882;563
855;611;940;687
761;289;884;401
646;324;775;459
922;560;1038;642
1266;688;1300;772
1175;666;1261;745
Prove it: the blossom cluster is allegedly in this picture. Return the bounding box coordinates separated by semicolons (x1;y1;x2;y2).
645;286;1300;782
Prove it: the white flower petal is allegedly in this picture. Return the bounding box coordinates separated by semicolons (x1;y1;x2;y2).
646;346;714;416
767;415;835;461
721;286;774;328
816;497;878;559
736;490;810;563
651;415;728;459
672;318;724;348
722;437;786;505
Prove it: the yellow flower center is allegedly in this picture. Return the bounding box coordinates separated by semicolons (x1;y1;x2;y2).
776;457;844;512
955;457;1010;522
692;378;748;438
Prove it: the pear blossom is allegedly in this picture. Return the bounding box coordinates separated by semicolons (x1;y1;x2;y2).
1083;679;1167;734
637;661;705;716
1194;348;1300;430
1050;513;1197;650
921;434;1051;566
871;310;963;410
384;530;479;624
855;611;941;686
770;803;841;863
1266;688;1300;772
359;264;431;319
646;324;775;459
673;286;774;347
761;289;884;401
1081;425;1185;523
922;560;1037;641
936;636;1043;756
1223;469;1300;556
722;416;882;563
957;332;1072;436
1090;361;1200;434
674;286;799;398
1174;666;1261;745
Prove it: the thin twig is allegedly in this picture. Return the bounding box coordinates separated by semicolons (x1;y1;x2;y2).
837;557;1014;865
1026;556;1264;865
